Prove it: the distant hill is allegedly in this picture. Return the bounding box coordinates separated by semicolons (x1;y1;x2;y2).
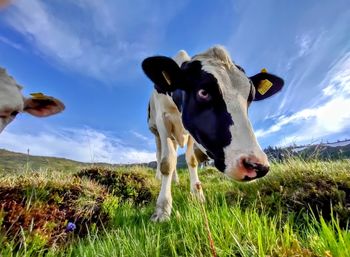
298;142;350;160
177;139;350;168
2;139;349;172
177;154;187;168
0;149;86;172
0;149;152;173
265;139;350;161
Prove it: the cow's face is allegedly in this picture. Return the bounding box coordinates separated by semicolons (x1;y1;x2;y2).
0;68;65;133
142;46;284;181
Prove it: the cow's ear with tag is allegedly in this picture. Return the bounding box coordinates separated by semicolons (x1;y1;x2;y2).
142;56;184;94
24;93;65;117
249;68;284;101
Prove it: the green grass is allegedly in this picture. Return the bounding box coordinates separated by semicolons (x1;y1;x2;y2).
1;159;350;256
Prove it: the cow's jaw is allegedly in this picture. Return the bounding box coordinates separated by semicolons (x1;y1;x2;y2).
221;94;269;181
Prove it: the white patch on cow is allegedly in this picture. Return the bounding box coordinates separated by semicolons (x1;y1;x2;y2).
0;68;24;133
186;136;205;202
193;46;268;180
173;50;191;66
151;171;173;222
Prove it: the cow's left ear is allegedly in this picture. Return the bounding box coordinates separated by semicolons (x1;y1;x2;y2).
24;93;65;117
249;68;284;101
142;56;185;94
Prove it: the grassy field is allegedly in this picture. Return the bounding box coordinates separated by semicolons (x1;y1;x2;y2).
0;159;350;256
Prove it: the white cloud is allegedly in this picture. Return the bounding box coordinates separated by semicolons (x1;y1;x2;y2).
257;51;350;146
0;36;24;51
255;109;318;138
321;53;350;96
0;127;156;164
278;97;350;146
283;32;322;74
1;0;187;82
131;131;154;146
296;33;312;58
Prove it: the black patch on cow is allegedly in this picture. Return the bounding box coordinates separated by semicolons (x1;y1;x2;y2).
247;80;255;102
235;64;245;73
180;61;233;172
147;101;151;122
171;89;184;113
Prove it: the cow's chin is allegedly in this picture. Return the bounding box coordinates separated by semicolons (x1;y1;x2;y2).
223;156;270;182
224;167;258;182
213;158;254;182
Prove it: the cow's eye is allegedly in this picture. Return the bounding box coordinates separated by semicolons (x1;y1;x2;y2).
197;89;211;101
11;111;19;117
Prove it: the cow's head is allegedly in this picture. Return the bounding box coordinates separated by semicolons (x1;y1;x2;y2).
142;46;284;182
0;68;65;133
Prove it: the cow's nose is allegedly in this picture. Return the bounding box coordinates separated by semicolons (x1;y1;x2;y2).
241;157;269;181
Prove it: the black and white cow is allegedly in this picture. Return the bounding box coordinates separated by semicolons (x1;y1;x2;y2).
0;67;65;134
142;46;284;221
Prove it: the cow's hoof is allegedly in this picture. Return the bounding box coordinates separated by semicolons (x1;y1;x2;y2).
191;183;206;203
150;211;170;222
191;190;206;203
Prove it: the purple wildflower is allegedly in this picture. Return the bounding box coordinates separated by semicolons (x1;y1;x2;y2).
66;222;76;232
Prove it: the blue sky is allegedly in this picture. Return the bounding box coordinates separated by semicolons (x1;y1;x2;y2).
0;0;349;163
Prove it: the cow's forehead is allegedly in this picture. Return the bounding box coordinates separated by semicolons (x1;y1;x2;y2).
0;68;24;110
0;68;23;90
191;48;250;96
192;46;233;68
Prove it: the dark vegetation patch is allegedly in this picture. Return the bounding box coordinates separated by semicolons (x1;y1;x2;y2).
76;167;157;205
225;165;350;228
0;167;156;251
0;180;107;249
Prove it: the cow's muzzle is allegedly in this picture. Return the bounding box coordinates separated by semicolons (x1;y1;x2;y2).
241;157;269;181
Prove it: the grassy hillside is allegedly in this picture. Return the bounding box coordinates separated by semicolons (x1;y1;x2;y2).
1;159;350;256
0;149;151;174
0;149;84;173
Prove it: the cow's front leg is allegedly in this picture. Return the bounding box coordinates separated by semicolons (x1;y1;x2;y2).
155;135;162;181
151;170;174;222
171;138;180;184
151;137;177;222
186;136;205;202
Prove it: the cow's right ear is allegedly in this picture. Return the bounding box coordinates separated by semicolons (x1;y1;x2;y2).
249;69;284;101
142;56;184;94
24;93;65;117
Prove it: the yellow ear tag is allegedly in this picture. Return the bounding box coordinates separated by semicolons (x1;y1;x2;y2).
258;79;273;95
261;68;268;73
162;71;172;86
30;92;48;100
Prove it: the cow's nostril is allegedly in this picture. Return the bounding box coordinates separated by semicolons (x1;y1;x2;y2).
242;159;269;178
255;164;269;178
